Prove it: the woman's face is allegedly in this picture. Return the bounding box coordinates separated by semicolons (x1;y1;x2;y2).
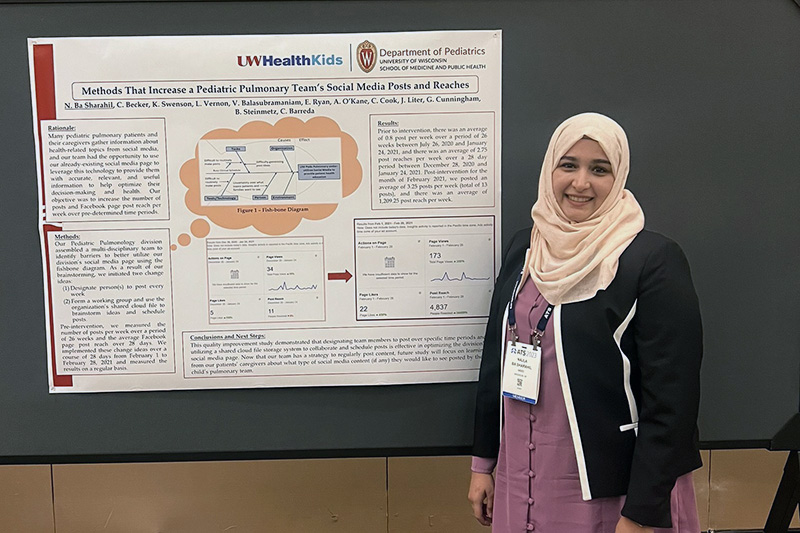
551;138;615;223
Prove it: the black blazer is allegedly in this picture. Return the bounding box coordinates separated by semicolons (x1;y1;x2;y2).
473;228;702;528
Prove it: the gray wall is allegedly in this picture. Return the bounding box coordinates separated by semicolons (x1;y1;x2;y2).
1;0;798;460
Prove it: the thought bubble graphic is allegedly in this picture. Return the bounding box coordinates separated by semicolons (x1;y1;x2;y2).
180;118;362;235
190;218;210;238
171;219;210;250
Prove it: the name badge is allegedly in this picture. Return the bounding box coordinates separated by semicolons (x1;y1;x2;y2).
502;341;541;404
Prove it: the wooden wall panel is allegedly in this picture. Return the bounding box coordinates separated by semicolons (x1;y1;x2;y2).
695;450;710;532
0;465;54;533
52;458;386;533
0;450;794;532
387;456;484;533
708;449;800;530
389;454;716;533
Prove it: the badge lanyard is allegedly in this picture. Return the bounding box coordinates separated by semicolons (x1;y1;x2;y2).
507;269;553;345
502;268;553;405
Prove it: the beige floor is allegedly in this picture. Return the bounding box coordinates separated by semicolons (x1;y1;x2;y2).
1;450;798;532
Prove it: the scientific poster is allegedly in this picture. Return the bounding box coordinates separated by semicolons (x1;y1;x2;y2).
29;31;502;393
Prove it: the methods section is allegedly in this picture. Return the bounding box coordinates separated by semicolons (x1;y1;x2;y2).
45;227;175;376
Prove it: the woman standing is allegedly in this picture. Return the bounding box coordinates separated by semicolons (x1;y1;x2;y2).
468;113;702;533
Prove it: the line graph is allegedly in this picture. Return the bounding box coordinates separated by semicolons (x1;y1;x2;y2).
268;281;319;291
430;272;490;282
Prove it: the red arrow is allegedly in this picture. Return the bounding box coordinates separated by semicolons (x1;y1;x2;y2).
327;270;352;283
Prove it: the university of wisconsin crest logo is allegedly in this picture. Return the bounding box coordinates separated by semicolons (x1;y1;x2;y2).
357;40;377;73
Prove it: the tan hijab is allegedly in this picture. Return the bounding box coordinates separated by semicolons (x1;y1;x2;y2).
527;113;645;304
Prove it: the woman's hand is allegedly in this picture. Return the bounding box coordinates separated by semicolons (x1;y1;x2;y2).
468;472;494;526
615;515;654;533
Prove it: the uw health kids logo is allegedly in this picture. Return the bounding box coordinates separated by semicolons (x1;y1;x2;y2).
357;40;377;73
237;53;343;67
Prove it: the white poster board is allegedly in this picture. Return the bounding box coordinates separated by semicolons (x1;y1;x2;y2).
29;31;502;393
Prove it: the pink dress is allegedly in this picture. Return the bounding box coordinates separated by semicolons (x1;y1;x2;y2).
472;278;701;532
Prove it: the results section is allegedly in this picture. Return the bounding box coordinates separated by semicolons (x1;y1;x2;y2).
370;112;495;209
354;217;494;320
